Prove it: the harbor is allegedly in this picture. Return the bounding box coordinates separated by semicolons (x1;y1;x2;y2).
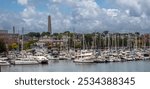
0;29;150;72
0;1;150;72
0;43;150;72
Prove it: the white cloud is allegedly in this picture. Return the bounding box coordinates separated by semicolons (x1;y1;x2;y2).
21;6;36;18
105;9;120;17
114;0;150;17
20;0;150;33
17;0;28;5
1;0;150;33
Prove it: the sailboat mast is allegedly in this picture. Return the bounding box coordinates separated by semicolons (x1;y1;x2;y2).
17;30;20;52
115;34;117;51
108;34;110;51
149;34;150;49
21;27;24;51
82;34;85;50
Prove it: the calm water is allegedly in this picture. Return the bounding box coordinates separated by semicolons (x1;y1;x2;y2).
1;60;150;72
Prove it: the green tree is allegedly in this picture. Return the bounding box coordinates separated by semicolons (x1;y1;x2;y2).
103;31;109;35
75;42;81;49
85;34;93;49
24;40;37;50
0;39;6;53
26;32;41;38
11;43;18;49
135;32;140;36
41;32;50;37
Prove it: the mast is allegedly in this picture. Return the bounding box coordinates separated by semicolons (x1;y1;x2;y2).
73;32;75;51
128;33;131;50
99;33;101;54
135;34;138;50
82;34;85;50
112;34;114;50
17;30;20;52
122;35;124;49
105;34;107;50
94;33;96;50
21;27;24;51
115;34;117;51
143;34;146;50
108;34;110;51
149;34;150;49
117;34;119;52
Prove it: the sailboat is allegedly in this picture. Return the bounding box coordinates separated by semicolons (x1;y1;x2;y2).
73;34;95;63
0;56;10;66
12;28;39;65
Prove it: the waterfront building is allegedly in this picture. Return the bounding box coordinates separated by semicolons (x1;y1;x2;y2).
38;37;64;49
0;29;19;45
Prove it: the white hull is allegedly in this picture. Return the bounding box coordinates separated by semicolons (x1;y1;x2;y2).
45;55;59;60
13;61;39;65
59;56;71;60
0;62;10;66
47;57;59;60
0;57;10;66
74;58;94;63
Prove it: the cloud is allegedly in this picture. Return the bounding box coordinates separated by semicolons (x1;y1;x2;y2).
17;0;28;5
0;12;25;32
0;0;150;33
21;6;36;18
111;0;150;17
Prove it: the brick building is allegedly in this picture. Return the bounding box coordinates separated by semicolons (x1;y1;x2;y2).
0;30;19;45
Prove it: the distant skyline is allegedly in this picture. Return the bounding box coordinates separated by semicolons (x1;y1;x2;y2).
0;0;150;33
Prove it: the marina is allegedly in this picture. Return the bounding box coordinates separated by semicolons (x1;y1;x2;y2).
0;32;150;72
0;2;150;72
0;46;150;72
0;47;150;65
0;30;150;72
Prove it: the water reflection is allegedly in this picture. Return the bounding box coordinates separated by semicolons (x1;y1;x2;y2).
1;60;150;72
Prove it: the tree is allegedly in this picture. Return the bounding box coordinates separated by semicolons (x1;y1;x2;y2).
41;32;50;37
11;43;18;49
25;32;41;41
135;32;140;36
64;31;70;35
27;32;41;38
75;42;82;49
103;31;109;35
85;34;93;49
0;39;6;53
24;40;37;50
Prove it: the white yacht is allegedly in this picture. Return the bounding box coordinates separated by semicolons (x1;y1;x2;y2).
73;50;95;63
11;51;39;65
110;52;121;62
33;52;49;64
59;51;71;60
45;54;59;60
94;55;106;63
135;51;144;60
0;57;10;66
120;51;134;61
12;57;39;65
138;52;150;60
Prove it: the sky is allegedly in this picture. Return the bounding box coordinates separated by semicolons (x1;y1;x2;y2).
0;0;150;33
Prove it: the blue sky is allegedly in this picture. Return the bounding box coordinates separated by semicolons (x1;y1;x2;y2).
0;0;112;13
0;0;150;33
0;0;22;12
